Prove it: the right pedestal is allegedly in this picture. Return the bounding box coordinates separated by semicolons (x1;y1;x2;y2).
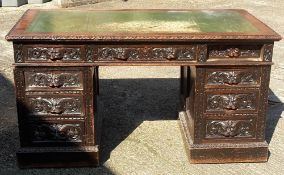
179;65;271;163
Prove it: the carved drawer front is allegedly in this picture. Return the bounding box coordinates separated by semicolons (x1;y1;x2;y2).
25;70;84;91
205;118;256;139
16;45;85;63
205;91;259;113
26;95;84;117
93;45;202;62
26;121;85;146
205;68;261;88
208;44;262;61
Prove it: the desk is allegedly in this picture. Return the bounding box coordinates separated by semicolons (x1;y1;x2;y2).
6;9;281;168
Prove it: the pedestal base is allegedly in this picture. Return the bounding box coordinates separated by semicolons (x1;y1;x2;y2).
179;112;268;163
17;146;100;168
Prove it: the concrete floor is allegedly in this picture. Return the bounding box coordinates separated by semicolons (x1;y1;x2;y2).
0;0;283;175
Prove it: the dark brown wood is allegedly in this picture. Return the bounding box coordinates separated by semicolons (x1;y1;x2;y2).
17;146;99;168
6;9;282;167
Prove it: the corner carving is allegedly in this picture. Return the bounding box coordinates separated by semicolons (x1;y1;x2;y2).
197;44;208;62
263;44;273;61
86;46;94;62
14;44;24;63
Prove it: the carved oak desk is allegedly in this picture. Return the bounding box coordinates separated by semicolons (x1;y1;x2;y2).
6;9;281;168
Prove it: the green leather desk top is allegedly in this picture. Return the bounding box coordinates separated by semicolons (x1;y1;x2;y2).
6;9;281;41
26;10;258;33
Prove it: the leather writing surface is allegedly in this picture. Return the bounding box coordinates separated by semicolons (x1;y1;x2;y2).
26;10;259;33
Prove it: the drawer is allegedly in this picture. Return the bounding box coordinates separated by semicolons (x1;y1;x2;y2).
205;67;261;88
25;121;85;146
17;44;85;63
204;91;259;114
26;94;84;117
93;45;198;61
25;69;84;91
205;118;256;139
208;44;262;61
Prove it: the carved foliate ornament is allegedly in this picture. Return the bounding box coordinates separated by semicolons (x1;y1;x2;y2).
28;47;81;61
207;70;258;85
29;97;82;115
207;94;256;111
26;72;81;88
206;120;254;138
33;124;82;142
96;46;196;61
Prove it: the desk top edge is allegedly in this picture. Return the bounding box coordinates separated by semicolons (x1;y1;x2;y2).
6;9;282;42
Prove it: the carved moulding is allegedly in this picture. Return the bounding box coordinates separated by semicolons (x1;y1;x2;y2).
86;45;95;62
14;44;24;62
28;97;82;115
32;123;82;142
27;47;81;61
26;72;82;89
206;120;254;138
94;46;196;61
206;70;259;86
206;93;256;111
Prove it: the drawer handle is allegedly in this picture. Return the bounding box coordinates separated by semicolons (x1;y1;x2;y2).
225;82;239;85
50;49;64;61
224;105;237;110
115;57;128;61
166;57;177;61
227;48;240;58
50;106;63;114
49;83;63;88
50;110;63;114
224;80;239;85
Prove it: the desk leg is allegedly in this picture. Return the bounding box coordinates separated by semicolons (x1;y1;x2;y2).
179;66;269;163
180;66;191;110
95;66;99;95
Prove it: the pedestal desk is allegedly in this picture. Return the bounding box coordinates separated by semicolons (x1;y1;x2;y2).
6;9;281;168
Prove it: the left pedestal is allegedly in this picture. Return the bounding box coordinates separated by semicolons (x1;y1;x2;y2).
14;63;100;168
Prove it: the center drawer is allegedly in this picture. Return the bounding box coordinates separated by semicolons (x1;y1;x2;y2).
93;44;198;61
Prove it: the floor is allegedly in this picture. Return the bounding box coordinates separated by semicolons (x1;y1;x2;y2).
0;1;283;174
